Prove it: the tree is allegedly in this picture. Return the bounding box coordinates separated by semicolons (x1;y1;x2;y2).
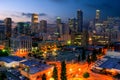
98;48;102;54
0;72;7;80
77;54;81;62
83;72;90;78
61;61;67;80
113;73;120;79
52;66;58;80
81;47;86;61
5;46;11;54
32;42;38;47
0;49;9;57
91;49;97;62
42;74;46;80
86;55;91;67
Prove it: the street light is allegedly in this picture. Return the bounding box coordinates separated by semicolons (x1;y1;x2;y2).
50;78;54;80
67;40;71;45
75;74;79;77
78;68;81;71
2;49;6;52
70;68;72;72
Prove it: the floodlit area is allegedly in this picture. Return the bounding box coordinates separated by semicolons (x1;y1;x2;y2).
47;61;114;80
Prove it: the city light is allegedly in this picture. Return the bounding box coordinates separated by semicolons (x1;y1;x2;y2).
2;49;6;52
50;78;54;80
78;68;81;71
69;68;72;72
48;71;51;76
67;40;71;45
53;48;56;52
0;1;119;80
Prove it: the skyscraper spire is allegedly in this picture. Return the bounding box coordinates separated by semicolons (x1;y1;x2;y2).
96;10;100;20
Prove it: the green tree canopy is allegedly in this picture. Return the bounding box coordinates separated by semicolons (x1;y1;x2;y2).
83;72;90;78
0;49;9;57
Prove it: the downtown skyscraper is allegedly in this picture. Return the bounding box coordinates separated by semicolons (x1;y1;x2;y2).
40;20;47;33
4;18;12;39
31;13;39;33
77;10;83;33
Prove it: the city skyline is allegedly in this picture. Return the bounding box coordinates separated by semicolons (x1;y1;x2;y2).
0;0;120;23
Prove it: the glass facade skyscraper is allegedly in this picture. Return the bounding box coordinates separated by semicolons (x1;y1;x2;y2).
77;10;83;33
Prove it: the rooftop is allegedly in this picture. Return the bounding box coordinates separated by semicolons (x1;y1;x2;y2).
0;56;25;63
106;51;120;59
21;59;39;67
98;57;120;70
21;60;52;74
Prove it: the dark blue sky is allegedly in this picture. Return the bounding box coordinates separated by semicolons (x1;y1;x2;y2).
0;0;120;23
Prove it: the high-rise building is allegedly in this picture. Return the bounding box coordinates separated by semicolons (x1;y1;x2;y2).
56;17;62;37
40;20;47;33
96;10;100;20
58;23;65;36
4;18;12;38
95;10;102;33
0;24;6;42
77;10;83;32
68;18;77;33
56;17;61;25
17;22;30;35
31;13;39;33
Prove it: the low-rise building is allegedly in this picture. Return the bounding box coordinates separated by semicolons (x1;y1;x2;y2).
10;35;32;57
19;59;53;80
91;51;120;74
0;56;25;67
0;56;54;80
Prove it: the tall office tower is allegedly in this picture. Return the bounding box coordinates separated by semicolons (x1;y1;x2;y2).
4;18;12;39
40;20;47;33
96;10;100;20
58;23;65;36
77;10;83;33
68;18;77;33
56;17;61;25
31;13;39;33
17;22;30;35
0;24;6;42
56;17;62;37
89;21;95;32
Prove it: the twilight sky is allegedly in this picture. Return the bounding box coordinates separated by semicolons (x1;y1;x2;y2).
0;0;120;23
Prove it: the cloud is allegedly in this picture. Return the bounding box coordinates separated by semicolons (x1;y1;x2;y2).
21;13;32;18
39;13;47;16
11;14;21;18
0;11;53;23
21;12;47;18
